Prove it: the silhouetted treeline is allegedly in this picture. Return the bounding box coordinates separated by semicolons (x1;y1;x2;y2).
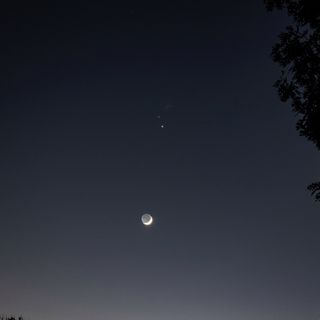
265;0;320;200
0;316;24;320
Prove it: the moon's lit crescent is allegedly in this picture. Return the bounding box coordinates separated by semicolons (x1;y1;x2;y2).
141;214;153;226
144;216;153;225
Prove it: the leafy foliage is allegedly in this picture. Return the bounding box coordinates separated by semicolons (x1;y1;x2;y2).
265;0;320;200
307;182;320;201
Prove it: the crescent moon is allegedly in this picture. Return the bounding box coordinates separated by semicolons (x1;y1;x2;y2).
141;214;153;226
144;216;153;225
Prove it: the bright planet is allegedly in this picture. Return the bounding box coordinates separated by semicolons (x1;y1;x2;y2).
141;214;153;226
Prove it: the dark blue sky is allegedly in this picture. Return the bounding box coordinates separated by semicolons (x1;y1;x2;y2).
1;1;320;320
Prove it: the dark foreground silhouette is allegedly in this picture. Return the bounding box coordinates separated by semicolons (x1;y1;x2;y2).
265;0;320;200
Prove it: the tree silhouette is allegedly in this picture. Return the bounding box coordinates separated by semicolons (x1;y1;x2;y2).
265;0;320;200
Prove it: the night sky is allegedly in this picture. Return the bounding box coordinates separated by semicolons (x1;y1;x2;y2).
1;1;320;320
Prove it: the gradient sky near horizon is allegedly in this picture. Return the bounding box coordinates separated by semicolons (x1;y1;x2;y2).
1;1;320;320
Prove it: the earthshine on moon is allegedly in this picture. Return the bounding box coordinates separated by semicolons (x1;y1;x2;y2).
141;214;153;226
